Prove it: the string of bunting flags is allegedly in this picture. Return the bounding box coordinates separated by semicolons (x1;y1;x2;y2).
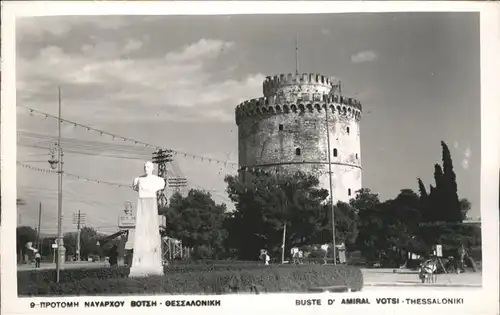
18;161;233;203
17;162;132;189
20;106;238;168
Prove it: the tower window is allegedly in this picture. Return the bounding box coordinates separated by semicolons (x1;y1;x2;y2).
279;124;283;131
333;148;338;157
295;148;301;156
348;188;352;196
346;126;350;134
355;153;358;159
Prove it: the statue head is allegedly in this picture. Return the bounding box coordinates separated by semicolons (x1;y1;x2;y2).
124;201;133;216
144;161;154;175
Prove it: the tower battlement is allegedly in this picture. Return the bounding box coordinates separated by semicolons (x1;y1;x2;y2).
235;94;362;125
235;71;363;204
263;73;334;97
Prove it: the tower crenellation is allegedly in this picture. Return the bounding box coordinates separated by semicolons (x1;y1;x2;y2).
263;73;334;97
236;71;363;204
235;94;362;126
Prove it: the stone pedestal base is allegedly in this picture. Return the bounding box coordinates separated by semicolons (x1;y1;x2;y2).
57;246;66;267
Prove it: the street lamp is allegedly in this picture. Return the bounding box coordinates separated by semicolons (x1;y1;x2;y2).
47;87;65;283
325;81;341;265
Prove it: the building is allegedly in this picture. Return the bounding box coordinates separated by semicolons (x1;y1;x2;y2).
235;72;362;203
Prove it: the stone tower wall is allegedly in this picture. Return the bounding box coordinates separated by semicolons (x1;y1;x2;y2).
236;73;362;204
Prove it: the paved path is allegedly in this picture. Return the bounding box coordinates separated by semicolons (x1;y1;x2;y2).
362;268;482;288
363;285;481;292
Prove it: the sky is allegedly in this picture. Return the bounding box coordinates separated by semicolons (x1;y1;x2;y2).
15;12;481;236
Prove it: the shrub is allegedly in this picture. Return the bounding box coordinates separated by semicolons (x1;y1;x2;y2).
18;264;363;296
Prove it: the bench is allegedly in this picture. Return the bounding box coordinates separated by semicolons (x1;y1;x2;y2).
308;285;350;293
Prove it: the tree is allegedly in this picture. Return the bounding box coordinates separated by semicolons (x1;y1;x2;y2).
351;188;426;264
63;227;99;260
384;190;426;257
16;226;37;262
392;189;423;230
418;142;463;223
321;201;358;249
417;178;428;199
441;141;462;222
459;198;471;220
225;170;329;260
348;189;383;261
430;164;446;222
79;227;99;259
40;236;57;258
63;232;77;258
162;189;228;259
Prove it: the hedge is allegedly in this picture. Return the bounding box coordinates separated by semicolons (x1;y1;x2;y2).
18;264;363;296
171;259;259;265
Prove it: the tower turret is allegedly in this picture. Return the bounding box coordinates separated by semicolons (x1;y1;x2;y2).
235;72;362;203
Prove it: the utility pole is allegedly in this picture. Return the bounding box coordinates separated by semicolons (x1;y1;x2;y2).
73;210;86;261
36;202;42;251
326;83;340;265
48;86;65;282
152;149;173;208
281;223;286;264
57;86;65;279
295;33;299;75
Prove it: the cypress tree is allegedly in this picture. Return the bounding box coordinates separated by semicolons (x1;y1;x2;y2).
433;164;446;222
417;178;428;199
417;178;430;222
427;185;438;222
441;141;462;222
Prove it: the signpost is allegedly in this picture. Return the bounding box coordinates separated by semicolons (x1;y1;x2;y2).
52;243;57;263
435;244;443;257
168;177;188;193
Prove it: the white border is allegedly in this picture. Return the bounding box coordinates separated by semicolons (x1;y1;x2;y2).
2;2;499;315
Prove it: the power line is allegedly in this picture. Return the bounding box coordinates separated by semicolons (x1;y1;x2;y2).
19;106;238;167
18;162;233;204
19;143;155;162
19;143;182;180
17;162;132;189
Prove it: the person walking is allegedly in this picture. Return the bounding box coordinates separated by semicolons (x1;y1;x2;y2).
459;245;466;273
34;251;41;268
109;245;118;267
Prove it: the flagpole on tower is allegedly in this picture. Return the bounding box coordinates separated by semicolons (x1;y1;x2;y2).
295;33;299;75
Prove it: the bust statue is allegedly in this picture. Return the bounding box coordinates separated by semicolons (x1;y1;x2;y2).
129;161;165;277
132;161;165;199
124;201;133;216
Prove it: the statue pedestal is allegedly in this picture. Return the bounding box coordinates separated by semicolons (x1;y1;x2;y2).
119;214;136;266
57;246;66;266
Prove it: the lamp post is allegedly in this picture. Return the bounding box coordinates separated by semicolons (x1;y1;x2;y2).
325;82;340;265
48;87;65;282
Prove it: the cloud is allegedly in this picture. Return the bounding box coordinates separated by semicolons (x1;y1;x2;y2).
17;36;264;123
164;39;234;63
454;141;459;149
350;50;378;63
461;146;471;170
16;16;130;40
123;38;144;53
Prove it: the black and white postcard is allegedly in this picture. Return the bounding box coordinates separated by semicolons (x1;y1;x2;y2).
1;2;499;315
